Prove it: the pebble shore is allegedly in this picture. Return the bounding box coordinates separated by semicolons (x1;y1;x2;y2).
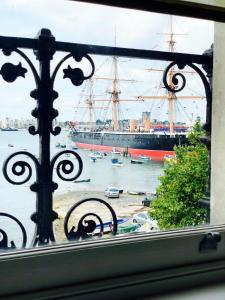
53;190;149;242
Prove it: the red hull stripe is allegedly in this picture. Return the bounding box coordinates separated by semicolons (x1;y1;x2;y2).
75;142;175;161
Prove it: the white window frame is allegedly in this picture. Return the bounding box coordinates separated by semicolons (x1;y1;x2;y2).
1;1;225;299
1;225;225;299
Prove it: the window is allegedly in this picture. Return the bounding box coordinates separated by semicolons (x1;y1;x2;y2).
1;1;225;299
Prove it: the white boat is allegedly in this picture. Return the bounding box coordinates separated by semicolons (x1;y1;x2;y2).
111;147;121;155
111;158;124;167
88;151;103;159
139;155;150;161
112;162;124;167
127;191;146;195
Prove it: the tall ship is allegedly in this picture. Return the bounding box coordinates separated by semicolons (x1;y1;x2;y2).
70;26;205;161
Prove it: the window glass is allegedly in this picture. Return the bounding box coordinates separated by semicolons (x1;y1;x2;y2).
0;0;214;251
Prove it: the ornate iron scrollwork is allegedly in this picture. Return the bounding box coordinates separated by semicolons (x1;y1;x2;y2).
0;28;117;247
163;61;211;103
51;52;95;87
51;150;83;182
0;62;27;82
63;54;95;86
0;213;27;250
163;62;186;93
64;198;118;241
3;151;39;185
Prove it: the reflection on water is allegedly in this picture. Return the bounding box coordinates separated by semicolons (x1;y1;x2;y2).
0;130;164;247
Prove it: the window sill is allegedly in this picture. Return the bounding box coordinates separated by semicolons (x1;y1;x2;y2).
1;225;225;299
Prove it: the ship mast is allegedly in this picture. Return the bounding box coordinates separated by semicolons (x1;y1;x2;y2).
86;28;121;131
141;17;197;134
157;16;177;133
112;55;119;130
88;79;94;131
168;17;175;133
83;18;204;133
74;79;107;131
112;28;119;131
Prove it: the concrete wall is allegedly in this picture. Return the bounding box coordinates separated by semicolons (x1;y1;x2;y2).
210;22;225;224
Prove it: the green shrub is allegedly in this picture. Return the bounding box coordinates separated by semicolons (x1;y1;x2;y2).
150;121;208;230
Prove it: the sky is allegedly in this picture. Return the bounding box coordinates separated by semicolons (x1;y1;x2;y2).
0;0;214;125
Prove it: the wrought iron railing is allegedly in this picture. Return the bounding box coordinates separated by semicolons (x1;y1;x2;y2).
0;29;212;250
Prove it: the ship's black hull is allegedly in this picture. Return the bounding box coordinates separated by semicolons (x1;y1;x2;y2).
71;131;188;161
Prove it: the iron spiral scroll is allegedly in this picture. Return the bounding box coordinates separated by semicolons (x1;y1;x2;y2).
163;61;211;103
64;198;118;241
0;28;117;249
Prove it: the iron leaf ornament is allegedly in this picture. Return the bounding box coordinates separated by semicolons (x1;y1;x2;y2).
0;62;27;82
62;53;95;87
63;65;85;86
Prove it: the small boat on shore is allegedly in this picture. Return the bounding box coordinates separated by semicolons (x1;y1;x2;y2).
95;218;130;233
127;191;146;195
117;221;140;234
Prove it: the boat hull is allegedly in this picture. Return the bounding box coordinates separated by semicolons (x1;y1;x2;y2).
71;131;188;161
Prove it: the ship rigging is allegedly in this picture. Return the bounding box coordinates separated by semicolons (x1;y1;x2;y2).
71;22;206;161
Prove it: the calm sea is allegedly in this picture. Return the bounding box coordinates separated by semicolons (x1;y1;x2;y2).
0;130;164;246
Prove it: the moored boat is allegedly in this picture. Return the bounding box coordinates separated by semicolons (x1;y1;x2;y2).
111;158;124;167
117;222;140;234
127;191;146;195
131;159;143;164
111;147;121;155
55;142;66;148
95;218;130;233
139;155;150;161
88;151;103;159
73;178;91;183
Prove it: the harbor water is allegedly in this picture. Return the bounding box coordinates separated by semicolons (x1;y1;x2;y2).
0;130;164;246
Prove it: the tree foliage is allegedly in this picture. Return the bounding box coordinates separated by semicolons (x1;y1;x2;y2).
150;121;208;230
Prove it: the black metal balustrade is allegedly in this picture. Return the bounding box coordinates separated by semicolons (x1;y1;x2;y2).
0;29;212;250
